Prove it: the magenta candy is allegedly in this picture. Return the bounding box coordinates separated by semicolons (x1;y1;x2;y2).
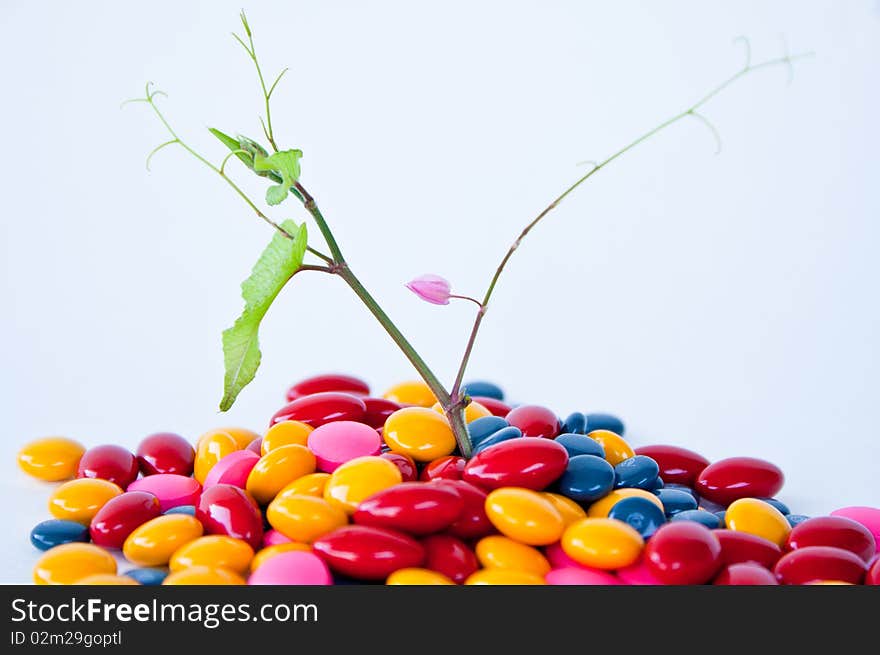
354;482;463;535
203;450;260;489
285;374;370;402
505;405;560;438
77;445;139;488
462;438;568;490
786;516;876;563
127;474;200;512
246;438;263;455
430;479;493;539
270;392;367;428
136;432;195;477
379;452;418;482
645;522;722;585
714;563;779;585
362;397;403;429
545;541;584;569
89;491;162;549
546;567;621;585
867;557;880;585
248;550;332;585
263;529;293;547
307;420;382;472
774;545;867;585
313;525;425;580
695;457;784;505
616;559;664;585
830;506;880;544
196;484;263;550
545;543;623;582
421;534;479;584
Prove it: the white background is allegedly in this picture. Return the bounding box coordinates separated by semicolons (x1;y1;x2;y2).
1;1;878;583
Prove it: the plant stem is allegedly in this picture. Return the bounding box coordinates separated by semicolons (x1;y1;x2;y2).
451;51;814;390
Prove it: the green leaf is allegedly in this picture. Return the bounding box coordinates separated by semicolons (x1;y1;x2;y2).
209;127;254;170
208;129;284;183
265;184;288;206
253;149;303;204
220;220;308;411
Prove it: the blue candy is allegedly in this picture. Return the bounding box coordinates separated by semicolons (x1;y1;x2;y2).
473;426;522;454
655;488;698;517
614;455;660;490
651;476;665;491
163;505;196;516
561;412;587;435
671;509;722;529
124;568;168;585
786;514;810;528
554;433;605;459
758;498;790;515
662;483;699;499
714;510;726;524
584;413;625;436
608;496;666;538
29;519;89;551
462;381;504;401
468;416;509;448
555;455;615;503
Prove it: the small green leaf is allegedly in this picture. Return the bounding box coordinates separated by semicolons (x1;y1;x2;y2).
265;184;288;206
220;220;308;411
254;149;303;185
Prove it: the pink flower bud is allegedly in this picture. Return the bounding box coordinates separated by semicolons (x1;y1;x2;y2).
405;274;452;305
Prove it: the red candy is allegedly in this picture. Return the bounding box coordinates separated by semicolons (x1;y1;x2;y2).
136;432;195;477
695;457;784;505
462;438;568;491
715;529;782;569
786;516;876;563
270;392;366;428
714;563;779;585
505;405;560;439
312;525;425;580
866;557;880;585
774;546;867;585
285;374;370;401
354;483;464;535
421;534;479;584
633;444;709;487
196;484;263;550
76;445;139;488
89;491;161;549
362;397;403;429
420;456;466;482
431;479;493;539
471;396;512;417
645;522;722;584
379;452;418;482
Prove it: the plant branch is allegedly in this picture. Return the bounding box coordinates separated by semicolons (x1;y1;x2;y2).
234;12;281;151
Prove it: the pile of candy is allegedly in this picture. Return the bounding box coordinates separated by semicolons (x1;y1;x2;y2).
17;374;880;585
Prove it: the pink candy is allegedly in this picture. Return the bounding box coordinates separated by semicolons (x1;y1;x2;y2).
127;474;201;512
263;529;293;547
203;450;259;489
616;558;665;585
831;506;880;543
546;567;621;585
306;420;382;472
248;551;332;585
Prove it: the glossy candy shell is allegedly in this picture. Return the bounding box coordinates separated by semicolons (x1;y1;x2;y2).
123;514;204;567
286;374;370;401
645;522;722;584
30;520;90;551
261;421;314;454
432;479;493;539
354;482;463;535
312;525;425;580
169;535;254;574
421;534;479;583
475;536;550;577
248;550;332;585
246;444;317;505
383;407;456;462
386;568;454;585
203;450;260;489
774;546;867;585
633;445;709;486
695;457;784;505
270;392;367;428
48;478;123;524
379;453;418;482
725;498;791;547
194;431;239;484
463;438;568;491
554;433;605;459
308;420;382;472
419;456;466;482
197;484;264;550
715;529;782;569
89;491;162;549
561;518;644;570
485;487;564;546
381;380;437;407
556;455;615;503
323;456;402;514
18;437;86;482
136;433;195;477
128;474;201;512
505;405;560;438
163;566;246;585
714;563;779;585
76;445;139;488
33;543;117;585
588;430;635;467
267;494;348;543
786;516;876;562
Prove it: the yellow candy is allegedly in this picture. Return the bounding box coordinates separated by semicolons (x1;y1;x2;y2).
170;536;254;575
587;488;664;518
387;568;455;585
123;514;204;567
75;574;139;585
464;569;546;585
246;444;317;505
163;566;246;585
262;420;314;455
277;472;331;499
17;437;86;481
475;536;551;576
48;478;123;524
561;517;644;569
194;430;239;484
431;401;491;423
220;427;262;450
250;543;313;572
588;430;635;466
808;580;853;585
323;456;402;514
382;380;437;407
34;543;116;585
267;494;348;543
383;407;456;462
484;487;564;546
543;492;587;527
725;498;791;547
